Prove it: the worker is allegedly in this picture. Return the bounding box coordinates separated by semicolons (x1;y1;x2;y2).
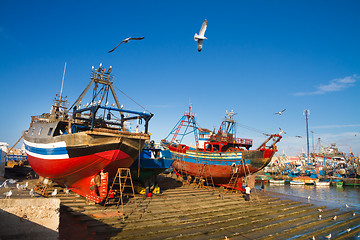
245;185;251;201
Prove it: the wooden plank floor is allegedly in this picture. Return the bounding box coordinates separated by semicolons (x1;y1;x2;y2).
58;174;360;240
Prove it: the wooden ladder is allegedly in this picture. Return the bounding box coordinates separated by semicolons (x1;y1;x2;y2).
103;168;139;220
34;180;49;197
194;162;215;190
224;165;240;193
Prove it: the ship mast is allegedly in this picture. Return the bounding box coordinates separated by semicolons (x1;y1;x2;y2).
303;109;310;161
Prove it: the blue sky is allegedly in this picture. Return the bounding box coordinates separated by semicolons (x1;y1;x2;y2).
0;1;359;156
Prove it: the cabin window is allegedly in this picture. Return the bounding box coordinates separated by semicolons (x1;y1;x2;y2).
48;128;53;136
213;144;219;152
31;127;35;135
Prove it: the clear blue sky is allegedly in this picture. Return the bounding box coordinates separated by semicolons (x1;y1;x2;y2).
1;1;359;156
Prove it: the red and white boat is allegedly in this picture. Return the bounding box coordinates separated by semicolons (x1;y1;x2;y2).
24;64;152;203
162;107;282;186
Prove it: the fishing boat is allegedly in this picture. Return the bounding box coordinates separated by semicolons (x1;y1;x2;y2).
24;64;153;203
130;141;174;185
161;107;282;186
315;179;330;186
290;180;305;185
269;179;285;185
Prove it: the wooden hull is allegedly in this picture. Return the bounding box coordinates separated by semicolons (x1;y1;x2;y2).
169;147;275;185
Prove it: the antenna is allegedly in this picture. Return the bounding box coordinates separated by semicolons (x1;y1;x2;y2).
59;62;67;103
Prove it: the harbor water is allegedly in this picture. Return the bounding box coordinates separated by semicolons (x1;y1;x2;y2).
262;183;360;211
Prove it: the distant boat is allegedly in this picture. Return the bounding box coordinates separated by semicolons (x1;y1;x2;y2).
24;64;153;203
269;179;285;185
292;176;316;185
162;107;282;185
315;179;330;186
290;180;305;185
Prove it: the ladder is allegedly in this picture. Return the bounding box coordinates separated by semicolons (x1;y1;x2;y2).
34;180;50;197
103;168;139;220
224;165;240;193
194;162;215;190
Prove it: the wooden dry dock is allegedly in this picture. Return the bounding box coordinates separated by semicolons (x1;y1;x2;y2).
59;174;360;240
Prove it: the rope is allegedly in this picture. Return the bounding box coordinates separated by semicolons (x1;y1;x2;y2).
113;85;152;114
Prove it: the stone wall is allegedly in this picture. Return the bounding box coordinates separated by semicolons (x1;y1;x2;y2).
0;198;60;239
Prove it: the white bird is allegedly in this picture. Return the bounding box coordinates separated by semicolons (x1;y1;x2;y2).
275;109;286;115
4;190;12;199
194;19;208;52
0;179;8;188
325;233;331;239
318;209;323;212
346;204;349;208
16;183;20;189
108;37;145;53
279;128;286;135
29;189;35;197
19;182;28;190
319;215;322;219
347;228;351;232
353;212;356;216
308;196;311;200
333;216;337;221
8;179;17;184
312;236;315;240
51;189;57;196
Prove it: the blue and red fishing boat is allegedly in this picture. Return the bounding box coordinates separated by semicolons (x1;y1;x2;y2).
162;106;282;185
24;64;152;203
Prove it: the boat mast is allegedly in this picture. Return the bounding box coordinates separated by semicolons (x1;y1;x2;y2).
59;62;67;106
303;109;310;161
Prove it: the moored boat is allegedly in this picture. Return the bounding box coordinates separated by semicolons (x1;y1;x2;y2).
269;179;285;184
24;64;153;203
315;179;330;186
290;180;305;185
162;107;282;185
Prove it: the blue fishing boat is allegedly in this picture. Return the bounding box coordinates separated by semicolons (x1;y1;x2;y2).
131;141;174;185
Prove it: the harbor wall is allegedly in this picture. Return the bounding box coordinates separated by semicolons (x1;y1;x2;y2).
0;198;60;240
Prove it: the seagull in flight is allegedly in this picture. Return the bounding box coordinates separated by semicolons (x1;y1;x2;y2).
279;128;286;135
108;37;145;53
325;233;331;239
275;109;286;115
194;19;207;52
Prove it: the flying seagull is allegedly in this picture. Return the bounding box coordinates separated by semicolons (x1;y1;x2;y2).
325;233;331;239
275;109;286;115
279;128;286;135
194;19;207;52
108;37;145;53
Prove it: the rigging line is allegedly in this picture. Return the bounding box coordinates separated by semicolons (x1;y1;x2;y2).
113;85;152;114
236;123;268;135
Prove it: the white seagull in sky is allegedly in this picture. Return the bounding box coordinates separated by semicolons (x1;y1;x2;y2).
108;37;145;53
194;19;207;52
275;109;286;115
279;128;286;135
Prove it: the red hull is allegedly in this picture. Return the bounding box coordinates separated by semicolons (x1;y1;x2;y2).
28;149;133;203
